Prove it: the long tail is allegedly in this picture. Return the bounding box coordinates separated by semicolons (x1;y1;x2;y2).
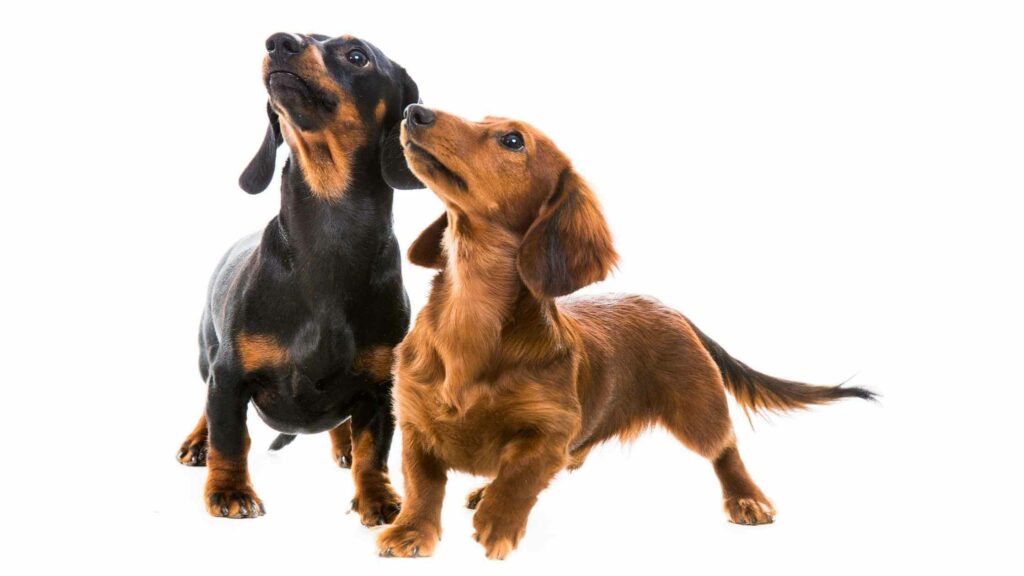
269;433;297;451
690;322;877;414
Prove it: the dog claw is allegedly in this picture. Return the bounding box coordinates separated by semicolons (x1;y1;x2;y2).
206;489;264;519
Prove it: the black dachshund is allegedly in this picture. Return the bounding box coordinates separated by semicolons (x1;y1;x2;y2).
176;32;423;524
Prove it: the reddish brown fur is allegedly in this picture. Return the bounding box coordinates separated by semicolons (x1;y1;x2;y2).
379;110;794;559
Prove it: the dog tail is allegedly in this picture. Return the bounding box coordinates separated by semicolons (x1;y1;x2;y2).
690;321;877;414
269;433;297;451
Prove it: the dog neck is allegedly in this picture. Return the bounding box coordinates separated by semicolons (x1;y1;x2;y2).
279;117;368;202
270;153;395;288
430;210;566;411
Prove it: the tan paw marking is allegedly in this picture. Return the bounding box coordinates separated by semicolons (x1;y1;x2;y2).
725;496;776;525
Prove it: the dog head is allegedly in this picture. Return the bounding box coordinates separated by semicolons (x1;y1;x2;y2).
401;105;618;298
239;33;423;199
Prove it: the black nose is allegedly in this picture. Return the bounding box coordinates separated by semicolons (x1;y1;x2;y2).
405;104;436;127
265;33;305;60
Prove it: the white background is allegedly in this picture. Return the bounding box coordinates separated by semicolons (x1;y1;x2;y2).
3;1;1022;573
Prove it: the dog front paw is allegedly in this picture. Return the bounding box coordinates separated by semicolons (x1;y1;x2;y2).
472;506;527;560
724;496;775;525
351;485;402;526
377;523;439;558
206;488;265;519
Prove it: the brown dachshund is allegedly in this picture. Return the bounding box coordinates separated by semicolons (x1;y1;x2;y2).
377;105;875;559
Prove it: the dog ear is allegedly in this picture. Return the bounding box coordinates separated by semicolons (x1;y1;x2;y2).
380;68;425;190
239;102;283;194
408;212;448;269
517;169;618;298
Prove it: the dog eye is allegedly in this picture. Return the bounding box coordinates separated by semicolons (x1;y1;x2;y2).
500;132;525;151
346;49;369;67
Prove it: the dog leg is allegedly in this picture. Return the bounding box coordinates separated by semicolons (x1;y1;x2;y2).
712;444;776;525
348;394;401;526
329;421;353;468
656;356;774;525
471;435;566;560
660;396;775;524
204;369;264;518
176;412;209;466
377;429;447;558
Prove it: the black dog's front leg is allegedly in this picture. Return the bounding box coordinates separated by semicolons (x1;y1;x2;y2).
204;366;264;518
348;381;401;526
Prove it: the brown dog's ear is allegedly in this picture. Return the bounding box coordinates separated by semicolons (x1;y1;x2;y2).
517;169;618;298
408;212;448;269
239;102;283;194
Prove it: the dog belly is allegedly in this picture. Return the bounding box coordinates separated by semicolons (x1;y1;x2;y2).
252;394;352;435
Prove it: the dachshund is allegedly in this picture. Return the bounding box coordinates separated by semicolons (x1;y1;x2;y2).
376;105;875;559
175;33;424;524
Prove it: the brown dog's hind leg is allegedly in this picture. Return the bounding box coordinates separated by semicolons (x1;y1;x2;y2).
177;413;209;466
712;444;775;525
330;421;353;468
658;360;775;525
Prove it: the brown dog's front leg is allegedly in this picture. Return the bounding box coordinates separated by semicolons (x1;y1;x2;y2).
472;434;567;560
377;429;448;558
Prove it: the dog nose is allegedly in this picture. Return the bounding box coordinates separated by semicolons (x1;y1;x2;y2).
265;33;305;59
405;104;436;127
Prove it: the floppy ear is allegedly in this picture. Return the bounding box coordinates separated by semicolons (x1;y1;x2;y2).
380;68;425;190
517;169;618;298
238;102;283;194
408;212;448;269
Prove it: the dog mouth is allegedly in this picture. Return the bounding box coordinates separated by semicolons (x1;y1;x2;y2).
405;140;468;191
267;69;311;91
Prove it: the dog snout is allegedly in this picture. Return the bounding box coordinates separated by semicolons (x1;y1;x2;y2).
405;104;436;128
266;32;305;61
